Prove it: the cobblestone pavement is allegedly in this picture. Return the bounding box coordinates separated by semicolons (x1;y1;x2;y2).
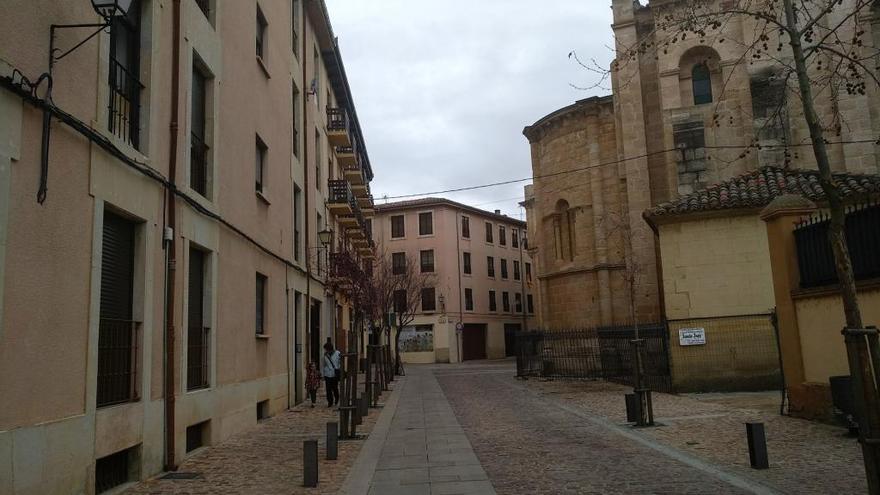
435;359;867;495
125;375;389;495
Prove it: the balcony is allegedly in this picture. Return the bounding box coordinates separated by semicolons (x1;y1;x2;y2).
326;107;351;147
358;195;374;216
335;146;357;167
327;180;354;215
344;161;365;185
351;180;369;198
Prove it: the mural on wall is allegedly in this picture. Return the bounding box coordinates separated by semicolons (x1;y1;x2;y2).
400;325;434;352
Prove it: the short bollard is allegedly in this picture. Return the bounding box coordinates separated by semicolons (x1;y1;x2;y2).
746;422;769;469
360;394;369;418
326;422;338;460
303;440;318;487
625;393;638;423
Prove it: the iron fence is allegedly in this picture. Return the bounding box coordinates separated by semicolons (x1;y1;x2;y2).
97;318;139;407
516;323;672;392
794;201;880;289
326;107;349;133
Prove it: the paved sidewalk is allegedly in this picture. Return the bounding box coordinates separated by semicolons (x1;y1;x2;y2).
361;365;496;495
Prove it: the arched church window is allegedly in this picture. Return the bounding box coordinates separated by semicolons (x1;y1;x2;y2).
692;63;713;105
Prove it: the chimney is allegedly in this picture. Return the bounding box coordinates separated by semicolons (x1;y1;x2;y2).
494;209;501;215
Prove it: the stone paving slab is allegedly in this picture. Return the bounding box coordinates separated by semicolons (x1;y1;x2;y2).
363;365;497;495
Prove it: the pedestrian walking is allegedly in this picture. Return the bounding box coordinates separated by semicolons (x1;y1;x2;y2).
322;342;341;407
305;362;321;408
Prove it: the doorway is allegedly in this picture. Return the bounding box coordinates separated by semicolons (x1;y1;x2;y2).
310;300;321;365
504;323;521;357
461;324;487;361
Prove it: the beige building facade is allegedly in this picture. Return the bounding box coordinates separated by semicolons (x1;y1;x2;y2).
524;0;880;330
374;199;536;363
0;1;375;493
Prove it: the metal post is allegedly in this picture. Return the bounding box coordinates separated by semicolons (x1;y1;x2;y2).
746;422;769;469
303;440;318;487
326;422;338;460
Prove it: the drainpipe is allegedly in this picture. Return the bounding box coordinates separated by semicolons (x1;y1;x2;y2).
163;0;182;472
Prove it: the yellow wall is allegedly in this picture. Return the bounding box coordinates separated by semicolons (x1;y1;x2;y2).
659;214;776;319
668;315;780;392
794;287;880;384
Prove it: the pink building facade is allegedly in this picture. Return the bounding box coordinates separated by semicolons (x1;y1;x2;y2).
374;199;536;363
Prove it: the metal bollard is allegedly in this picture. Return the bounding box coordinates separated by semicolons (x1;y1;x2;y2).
746;422;769;469
625;393;638;423
303;440;318;487
326;422;338;460
360;393;369;418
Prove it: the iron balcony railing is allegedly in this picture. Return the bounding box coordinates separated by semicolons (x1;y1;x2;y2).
190;133;209;197
327;107;349;134
97;318;139;407
187;326;210;391
794;202;880;288
328;179;367;233
108;57;144;149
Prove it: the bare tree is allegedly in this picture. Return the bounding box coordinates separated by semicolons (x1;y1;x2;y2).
578;0;880;487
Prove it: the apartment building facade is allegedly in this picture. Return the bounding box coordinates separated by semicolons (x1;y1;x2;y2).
374;199;536;364
0;1;374;493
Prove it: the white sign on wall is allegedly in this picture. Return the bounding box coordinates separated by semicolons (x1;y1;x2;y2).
678;327;707;346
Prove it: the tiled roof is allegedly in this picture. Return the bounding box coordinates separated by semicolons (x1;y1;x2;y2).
375;197;527;226
645;166;880;219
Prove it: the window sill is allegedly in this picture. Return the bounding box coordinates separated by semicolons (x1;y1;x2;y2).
186;386;212;395
390;236;405;241
256;334;270;340
256;56;271;78
256;190;271;205
417;234;435;239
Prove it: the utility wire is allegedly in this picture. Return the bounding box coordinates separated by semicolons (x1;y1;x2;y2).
378;138;880;201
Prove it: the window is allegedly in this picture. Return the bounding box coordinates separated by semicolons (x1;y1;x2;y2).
257;400;270;421
500;259;508;279
393;289;406;313
513;261;521;281
196;0;210;18
96;447;137;494
499;226;507;246
291;0;300;57
692;63;712;105
391;215;405;238
512;229;519;248
108;0;142;149
191;61;210;197
489;290;497;312
315;213;323;275
420;250;434;273
527;294;534;314
293;185;302;262
256;4;267;61
463;252;472;275
485;222;493;243
487;256;495;277
464;288;474;311
292;84;300;158
419;212;433;235
515;292;523;313
526;262;532;282
421;288;436;312
461;216;470;238
187;247;209;391
186;421;209;452
314;129;321;189
255;273;267;335
365;218;373;240
502;291;510;312
255;135;267;194
312;48;320;98
97;210;138;408
392;252;406;275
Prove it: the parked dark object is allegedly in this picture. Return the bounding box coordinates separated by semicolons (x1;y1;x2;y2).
326;422;338;460
625;393;639;423
831;375;860;435
746;422;770;469
303;440;318;487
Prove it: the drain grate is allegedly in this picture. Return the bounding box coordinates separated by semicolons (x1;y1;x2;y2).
161;472;202;480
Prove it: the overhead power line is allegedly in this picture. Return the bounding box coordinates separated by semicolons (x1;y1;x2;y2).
377;138;880;201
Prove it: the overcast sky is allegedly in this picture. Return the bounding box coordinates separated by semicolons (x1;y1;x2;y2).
324;1;614;221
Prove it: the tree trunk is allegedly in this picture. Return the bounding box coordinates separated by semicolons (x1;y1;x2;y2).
394;325;403;375
782;1;878;491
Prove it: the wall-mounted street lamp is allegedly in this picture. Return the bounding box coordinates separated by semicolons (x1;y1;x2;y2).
317;228;333;248
36;0;134;204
